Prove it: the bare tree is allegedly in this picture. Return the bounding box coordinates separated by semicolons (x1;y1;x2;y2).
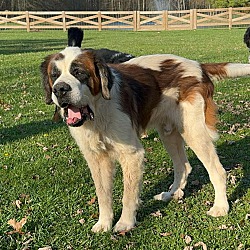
0;0;7;10
0;0;212;11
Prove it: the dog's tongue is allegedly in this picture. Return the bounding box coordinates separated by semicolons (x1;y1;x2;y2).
67;105;81;125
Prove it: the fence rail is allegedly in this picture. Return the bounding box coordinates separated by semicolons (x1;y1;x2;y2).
1;7;250;31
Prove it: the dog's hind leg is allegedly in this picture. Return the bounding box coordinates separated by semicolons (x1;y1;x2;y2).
154;125;192;201
180;95;229;217
84;150;116;232
113;143;145;232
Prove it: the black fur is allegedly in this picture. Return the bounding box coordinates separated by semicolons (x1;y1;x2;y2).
67;27;134;63
91;48;134;64
68;27;84;47
244;27;250;50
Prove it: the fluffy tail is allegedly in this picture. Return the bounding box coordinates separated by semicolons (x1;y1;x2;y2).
68;27;84;47
201;62;250;141
201;62;250;81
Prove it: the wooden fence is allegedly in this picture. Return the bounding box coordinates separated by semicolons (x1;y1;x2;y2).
1;7;250;31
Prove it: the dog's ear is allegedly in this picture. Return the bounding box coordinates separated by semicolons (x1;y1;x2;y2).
52;105;62;122
95;59;111;100
40;55;54;105
68;27;84;48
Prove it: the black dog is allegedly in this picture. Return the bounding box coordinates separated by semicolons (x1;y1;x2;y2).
68;27;134;63
243;27;250;63
50;27;134;121
244;27;250;50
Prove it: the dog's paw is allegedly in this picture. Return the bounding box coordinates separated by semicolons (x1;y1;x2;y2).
207;205;229;217
172;189;184;200
113;220;135;233
154;192;172;201
154;189;184;201
91;221;112;233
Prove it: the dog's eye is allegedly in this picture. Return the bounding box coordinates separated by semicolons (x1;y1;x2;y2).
50;71;61;81
76;71;85;76
51;73;60;78
72;68;88;79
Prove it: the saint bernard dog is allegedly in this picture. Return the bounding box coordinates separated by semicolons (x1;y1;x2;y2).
41;41;250;232
51;27;134;122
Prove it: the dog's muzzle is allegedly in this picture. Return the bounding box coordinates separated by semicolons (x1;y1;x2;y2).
53;82;94;127
53;82;72;108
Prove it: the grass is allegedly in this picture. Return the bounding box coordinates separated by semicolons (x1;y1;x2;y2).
0;28;249;250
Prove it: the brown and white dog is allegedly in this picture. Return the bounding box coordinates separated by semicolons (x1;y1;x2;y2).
41;46;250;232
50;27;135;122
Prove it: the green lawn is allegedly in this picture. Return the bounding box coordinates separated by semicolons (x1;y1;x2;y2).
0;29;249;250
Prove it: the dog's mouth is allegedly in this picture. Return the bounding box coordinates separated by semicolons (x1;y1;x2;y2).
64;105;94;127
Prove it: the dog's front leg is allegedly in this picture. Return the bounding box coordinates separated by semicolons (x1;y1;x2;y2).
84;151;115;233
114;146;145;232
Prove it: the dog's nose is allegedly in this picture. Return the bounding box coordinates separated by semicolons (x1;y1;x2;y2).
53;82;72;98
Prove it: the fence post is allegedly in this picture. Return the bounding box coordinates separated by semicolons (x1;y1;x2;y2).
62;11;66;31
166;10;169;30
229;7;233;29
98;11;102;31
26;11;30;32
162;10;167;30
136;11;140;31
5;10;8;29
190;9;197;30
190;9;193;30
193;9;197;30
133;11;137;31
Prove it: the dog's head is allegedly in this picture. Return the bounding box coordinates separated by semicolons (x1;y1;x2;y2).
40;47;112;127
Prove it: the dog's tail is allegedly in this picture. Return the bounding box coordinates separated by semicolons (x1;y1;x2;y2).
201;63;250;82
68;27;84;47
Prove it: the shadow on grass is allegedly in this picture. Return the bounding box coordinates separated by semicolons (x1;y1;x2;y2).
139;135;250;221
0;39;65;55
0;35;94;55
222;136;250;202
0;119;64;145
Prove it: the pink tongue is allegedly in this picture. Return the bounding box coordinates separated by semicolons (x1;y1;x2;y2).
67;105;82;125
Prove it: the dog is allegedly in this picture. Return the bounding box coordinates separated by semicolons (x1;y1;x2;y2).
40;44;250;233
67;27;134;63
243;27;250;62
51;27;135;123
244;27;250;49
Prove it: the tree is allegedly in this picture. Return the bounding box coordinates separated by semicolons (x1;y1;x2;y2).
209;0;250;7
1;0;235;11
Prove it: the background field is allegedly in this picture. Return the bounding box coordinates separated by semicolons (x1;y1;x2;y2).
0;29;249;250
